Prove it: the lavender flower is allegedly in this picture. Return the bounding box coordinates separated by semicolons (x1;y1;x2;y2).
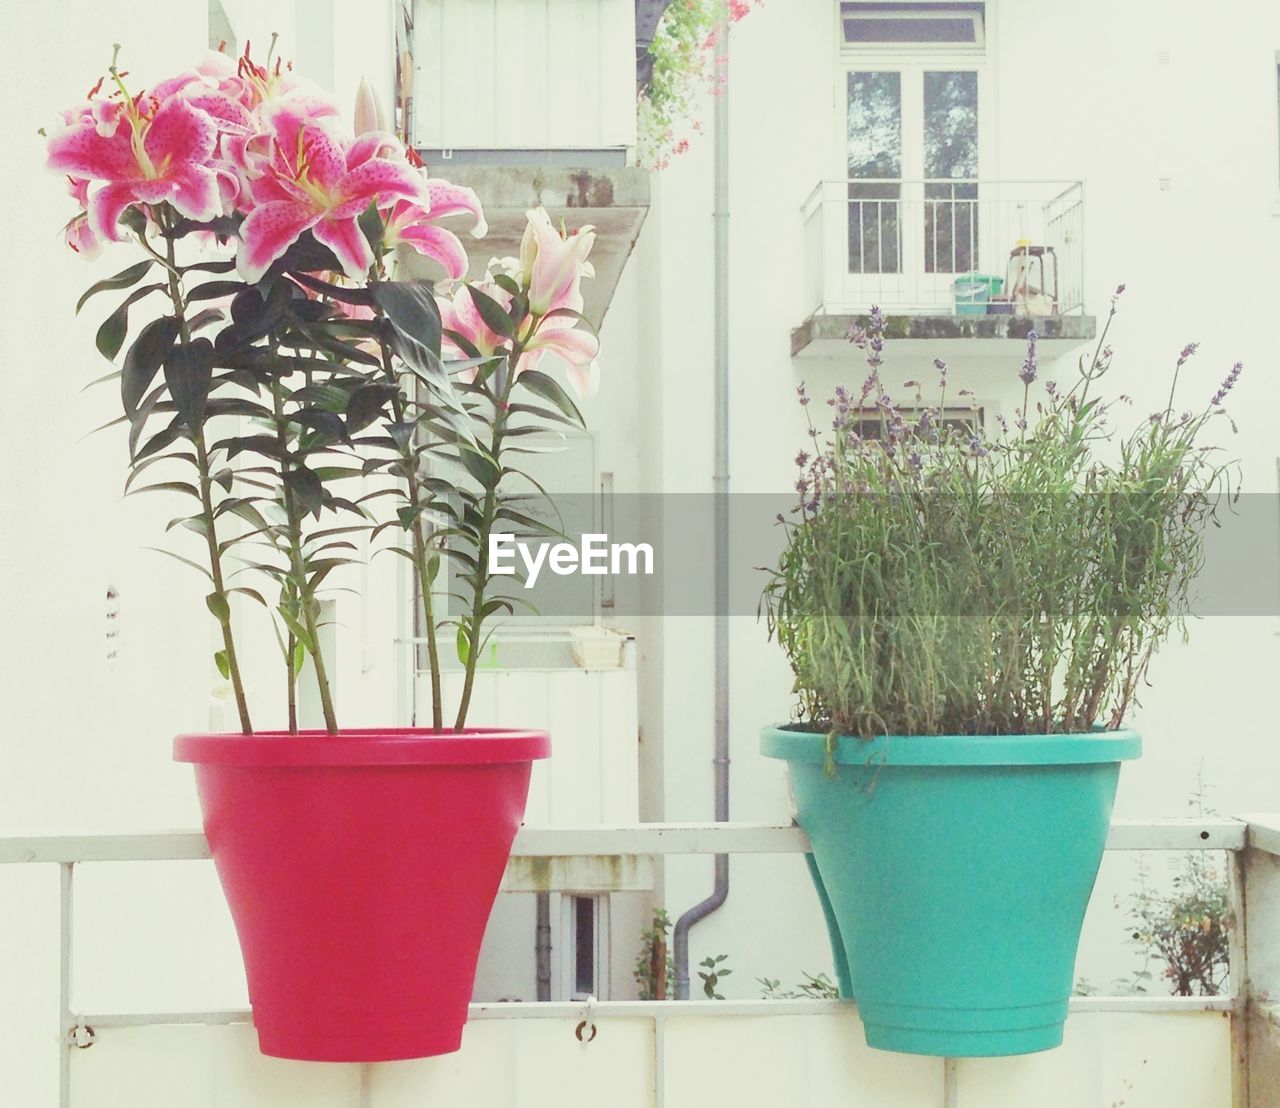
1019;330;1039;385
1177;342;1199;367
1210;362;1243;407
797;381;810;407
794;451;809;468
866;306;885;370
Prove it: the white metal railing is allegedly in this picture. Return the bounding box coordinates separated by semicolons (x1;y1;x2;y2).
801;178;1086;318
2;816;1274;1108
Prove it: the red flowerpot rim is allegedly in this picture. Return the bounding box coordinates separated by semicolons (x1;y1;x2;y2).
174;728;551;766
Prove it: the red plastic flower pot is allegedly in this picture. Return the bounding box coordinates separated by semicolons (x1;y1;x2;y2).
173;728;550;1062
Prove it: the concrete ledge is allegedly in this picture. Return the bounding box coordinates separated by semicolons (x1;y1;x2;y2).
398;164;651;328
792;311;1098;358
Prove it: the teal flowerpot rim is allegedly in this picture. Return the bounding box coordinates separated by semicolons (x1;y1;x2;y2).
761;724;1141;766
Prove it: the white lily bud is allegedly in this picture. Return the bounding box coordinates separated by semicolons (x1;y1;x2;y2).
353;76;388;135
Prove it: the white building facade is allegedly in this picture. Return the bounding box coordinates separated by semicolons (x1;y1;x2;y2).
3;0;1280;1102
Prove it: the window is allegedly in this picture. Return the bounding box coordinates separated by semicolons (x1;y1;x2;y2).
852;407;984;442
560;895;610;1000
846;68;980;275
842;3;985;48
839;3;988;308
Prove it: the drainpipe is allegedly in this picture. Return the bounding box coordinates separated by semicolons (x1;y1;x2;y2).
673;10;731;1000
535;891;552;1001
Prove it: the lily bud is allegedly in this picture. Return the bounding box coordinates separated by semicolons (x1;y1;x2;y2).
353;76;388;135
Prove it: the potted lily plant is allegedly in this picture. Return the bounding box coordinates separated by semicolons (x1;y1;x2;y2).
46;43;600;1062
762;300;1241;1057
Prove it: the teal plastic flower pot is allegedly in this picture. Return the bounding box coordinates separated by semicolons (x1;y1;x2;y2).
761;725;1140;1057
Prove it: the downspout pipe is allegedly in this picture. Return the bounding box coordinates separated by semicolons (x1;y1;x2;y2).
673;11;731;1000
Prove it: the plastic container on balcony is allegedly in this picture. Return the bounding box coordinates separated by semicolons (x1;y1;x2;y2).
954;273;1004;315
761;725;1141;1057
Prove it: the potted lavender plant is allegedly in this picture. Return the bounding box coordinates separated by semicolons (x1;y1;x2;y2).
762;297;1240;1057
46;44;599;1062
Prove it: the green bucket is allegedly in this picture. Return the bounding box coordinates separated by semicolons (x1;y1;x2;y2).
954;273;1003;315
761;726;1141;1057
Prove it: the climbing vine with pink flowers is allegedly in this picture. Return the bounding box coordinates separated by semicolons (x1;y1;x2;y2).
638;0;763;169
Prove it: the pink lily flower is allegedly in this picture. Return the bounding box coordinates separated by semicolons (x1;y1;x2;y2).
440;279;600;399
46;94;222;242
64;212;101;258
440;280;512;363
235;107;427;282
518;206;596;316
62;176;101;257
383;178;488;281
525;321;600;399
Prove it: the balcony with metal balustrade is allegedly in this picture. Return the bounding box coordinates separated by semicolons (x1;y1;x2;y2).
4;814;1280;1107
794;178;1095;358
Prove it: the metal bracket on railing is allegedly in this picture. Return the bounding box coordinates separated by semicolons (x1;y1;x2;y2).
574;995;598;1044
69;1024;95;1049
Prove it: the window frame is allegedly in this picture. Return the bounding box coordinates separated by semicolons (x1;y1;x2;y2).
840;3;987;54
831;2;998;310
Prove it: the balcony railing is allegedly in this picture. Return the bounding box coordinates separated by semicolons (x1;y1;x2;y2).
4;816;1279;1107
801;179;1086;319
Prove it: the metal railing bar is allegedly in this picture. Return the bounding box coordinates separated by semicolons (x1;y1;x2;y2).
68;993;1239;1033
0;818;1250;866
826;177;1086;187
58;863;73;1108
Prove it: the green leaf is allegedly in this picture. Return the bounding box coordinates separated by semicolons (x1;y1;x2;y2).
517;369;585;426
96;303;129;361
285;466;325;518
128;480;201;499
292;639;306;675
358;200;385;255
346;383;398;432
541;306;598;336
288;273;373;308
465;283;516;339
76;260;153;314
122;317;180;417
290;270;376;307
144;547;213;581
163;337;214;431
369;279;442;356
271;229;342;276
214;649;231;680
456;622;470;666
458;444;500;487
277;605;314;652
185;280;247;304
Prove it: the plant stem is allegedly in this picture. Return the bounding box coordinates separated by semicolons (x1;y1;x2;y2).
270;377;339;733
161;229;253;733
453;353;515;730
286;628;298;734
381;343;444;729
